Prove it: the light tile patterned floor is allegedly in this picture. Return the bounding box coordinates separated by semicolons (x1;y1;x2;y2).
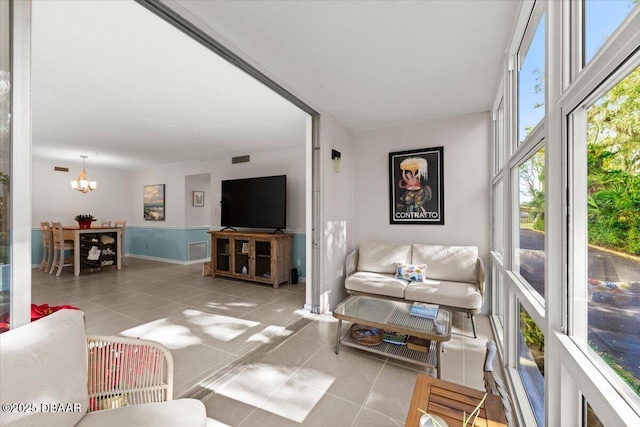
31;258;500;426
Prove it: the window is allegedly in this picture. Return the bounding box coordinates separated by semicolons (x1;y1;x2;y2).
516;146;546;299
518;13;545;144
494;97;505;174
0;0;10;333
586;66;640;396
492;265;504;327
492;179;504;256
518;302;545;426
493;0;640;424
584;0;637;65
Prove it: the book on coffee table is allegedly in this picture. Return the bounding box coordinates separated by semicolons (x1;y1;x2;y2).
409;302;439;319
382;332;408;345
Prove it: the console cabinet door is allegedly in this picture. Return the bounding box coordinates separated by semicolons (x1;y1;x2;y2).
233;237;252;278
212;236;231;276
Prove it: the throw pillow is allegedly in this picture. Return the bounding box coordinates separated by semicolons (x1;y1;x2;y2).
395;262;427;282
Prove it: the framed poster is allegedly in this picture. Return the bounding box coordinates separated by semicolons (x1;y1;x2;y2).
143;184;165;221
193;191;204;207
389;146;444;225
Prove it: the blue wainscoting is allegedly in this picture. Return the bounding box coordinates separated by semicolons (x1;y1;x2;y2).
127;227;209;262
31;227;306;276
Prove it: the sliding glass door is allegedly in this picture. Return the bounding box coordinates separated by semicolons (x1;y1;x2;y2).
0;0;11;331
0;0;32;332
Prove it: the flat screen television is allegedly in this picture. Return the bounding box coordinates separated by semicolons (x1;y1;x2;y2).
221;175;287;230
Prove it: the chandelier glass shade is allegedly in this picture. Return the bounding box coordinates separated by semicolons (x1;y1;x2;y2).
71;155;97;193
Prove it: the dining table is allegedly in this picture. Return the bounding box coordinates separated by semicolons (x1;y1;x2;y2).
62;225;122;276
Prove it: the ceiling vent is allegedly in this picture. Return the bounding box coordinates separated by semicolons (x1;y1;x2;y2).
232;155;250;164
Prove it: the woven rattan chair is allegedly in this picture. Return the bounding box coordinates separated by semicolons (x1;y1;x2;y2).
49;222;74;276
39;221;53;271
87;335;174;412
0;310;206;425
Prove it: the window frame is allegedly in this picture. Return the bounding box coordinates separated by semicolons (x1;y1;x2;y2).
566;53;640;411
510;137;547;308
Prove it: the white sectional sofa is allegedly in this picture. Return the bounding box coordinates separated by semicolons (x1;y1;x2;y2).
345;241;485;337
0;310;207;426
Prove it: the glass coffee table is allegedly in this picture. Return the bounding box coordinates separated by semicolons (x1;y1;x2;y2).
333;295;451;378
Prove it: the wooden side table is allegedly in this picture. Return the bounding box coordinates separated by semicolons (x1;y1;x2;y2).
405;375;507;427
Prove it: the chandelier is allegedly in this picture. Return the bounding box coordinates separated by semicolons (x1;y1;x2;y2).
70;155;97;193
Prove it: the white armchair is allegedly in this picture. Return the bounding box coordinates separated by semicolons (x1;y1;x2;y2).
0;310;206;426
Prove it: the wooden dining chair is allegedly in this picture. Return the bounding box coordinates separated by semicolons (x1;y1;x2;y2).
49;222;74;276
115;220;128;267
101;220;112;227
39;222;53;271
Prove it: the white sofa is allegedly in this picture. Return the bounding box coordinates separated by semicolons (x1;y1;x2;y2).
345;241;485;337
0;310;207;426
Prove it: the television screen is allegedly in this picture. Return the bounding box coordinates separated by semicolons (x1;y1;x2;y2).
221;175;287;230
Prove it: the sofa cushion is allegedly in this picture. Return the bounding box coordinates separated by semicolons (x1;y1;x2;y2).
358;241;412;274
412;244;478;283
76;399;207;427
395;262;427;282
0;309;88;427
405;279;483;310
345;272;408;298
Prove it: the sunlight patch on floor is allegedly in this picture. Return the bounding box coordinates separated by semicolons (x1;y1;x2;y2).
205;418;231;427
185;311;260;342
202;300;259;312
216;363;335;423
247;325;292;343
121;319;202;349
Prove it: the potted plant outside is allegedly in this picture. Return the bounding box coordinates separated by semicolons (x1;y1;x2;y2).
74;214;96;229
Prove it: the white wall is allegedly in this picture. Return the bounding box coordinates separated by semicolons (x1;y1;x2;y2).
127;160;208;227
32;157;131;226
126;144;306;232
185;173;211;227
319;113;355;312
353;112;491;273
206;145;307;233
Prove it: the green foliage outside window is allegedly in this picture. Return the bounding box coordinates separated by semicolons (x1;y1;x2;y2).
587;67;640;255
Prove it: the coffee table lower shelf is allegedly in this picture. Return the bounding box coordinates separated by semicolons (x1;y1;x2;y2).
338;330;438;371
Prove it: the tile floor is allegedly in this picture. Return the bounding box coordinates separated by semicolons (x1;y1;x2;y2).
31;258;500;427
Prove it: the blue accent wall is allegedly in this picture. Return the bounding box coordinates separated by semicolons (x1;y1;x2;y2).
31;228;306;273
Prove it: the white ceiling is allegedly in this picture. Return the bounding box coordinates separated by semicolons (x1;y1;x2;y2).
32;0;519;169
173;0;520;130
32;0;308;169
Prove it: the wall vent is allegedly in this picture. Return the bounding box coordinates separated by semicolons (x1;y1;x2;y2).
232;155;250;164
54;166;70;172
188;241;208;261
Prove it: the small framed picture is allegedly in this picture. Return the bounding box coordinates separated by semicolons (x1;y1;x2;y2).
144;184;166;221
193;191;205;207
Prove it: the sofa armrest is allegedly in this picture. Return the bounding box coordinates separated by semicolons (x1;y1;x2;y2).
346;249;359;277
87;335;174;412
476;257;485;295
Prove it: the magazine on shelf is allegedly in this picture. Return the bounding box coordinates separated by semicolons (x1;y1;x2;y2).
409;302;439;319
382;332;408;345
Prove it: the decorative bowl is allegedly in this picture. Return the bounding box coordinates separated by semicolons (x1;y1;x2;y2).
419;413;449;427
